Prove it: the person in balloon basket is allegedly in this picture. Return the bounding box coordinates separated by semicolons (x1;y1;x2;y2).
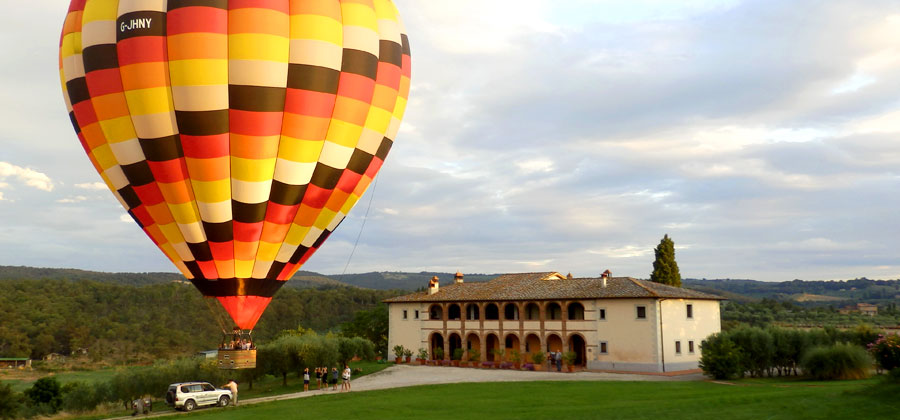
331;367;339;391
223;379;238;406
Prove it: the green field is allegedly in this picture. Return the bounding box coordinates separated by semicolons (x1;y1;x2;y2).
1;368;119;393
177;379;900;420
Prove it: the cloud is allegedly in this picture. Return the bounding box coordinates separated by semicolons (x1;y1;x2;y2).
0;162;53;192
56;196;88;204
74;182;107;191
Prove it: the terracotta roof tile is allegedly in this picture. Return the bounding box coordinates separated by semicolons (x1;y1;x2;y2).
383;272;724;303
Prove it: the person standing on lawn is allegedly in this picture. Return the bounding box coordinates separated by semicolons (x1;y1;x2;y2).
341;365;352;392
331;367;339;391
303;367;310;391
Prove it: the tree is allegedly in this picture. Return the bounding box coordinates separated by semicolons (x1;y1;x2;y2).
699;333;743;380
650;234;681;287
24;377;62;413
0;382;24;420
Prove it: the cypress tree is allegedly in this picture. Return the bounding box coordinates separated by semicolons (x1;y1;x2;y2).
650;234;682;287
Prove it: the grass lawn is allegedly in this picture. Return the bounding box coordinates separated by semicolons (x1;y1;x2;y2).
178;378;900;420
238;361;391;400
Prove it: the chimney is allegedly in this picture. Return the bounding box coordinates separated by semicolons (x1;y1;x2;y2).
427;276;440;295
566;273;573;280
601;270;611;288
455;271;464;284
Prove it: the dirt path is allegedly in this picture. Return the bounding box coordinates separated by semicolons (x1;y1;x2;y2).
106;365;703;419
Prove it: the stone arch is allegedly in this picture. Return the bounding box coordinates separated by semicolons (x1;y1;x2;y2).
485;333;500;361
466;303;480;320
525;333;541;357
429;304;443;320
429;332;445;360
567;333;587;366
503;303;519;320
448;304;461;320
504;333;520;357
525;302;541;320
567;302;585;320
448;332;463;360
485;303;500;320
546;302;562;320
466;332;481;361
546;333;563;353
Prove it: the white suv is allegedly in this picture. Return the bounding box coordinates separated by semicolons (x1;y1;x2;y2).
165;382;232;411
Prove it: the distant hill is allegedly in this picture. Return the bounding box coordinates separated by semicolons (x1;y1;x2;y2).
0;266;348;289
683;278;900;306
0;266;498;291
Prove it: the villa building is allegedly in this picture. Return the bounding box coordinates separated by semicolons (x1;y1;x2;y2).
384;271;724;373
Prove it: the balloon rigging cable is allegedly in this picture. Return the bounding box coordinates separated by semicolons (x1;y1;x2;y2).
339;175;380;281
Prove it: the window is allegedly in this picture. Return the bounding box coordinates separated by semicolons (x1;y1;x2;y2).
636;306;647;319
689;341;695;354
599;342;608;354
403;310;408;320
202;383;215;392
686;304;693;319
675;341;682;354
599;308;606;320
414;310;419;319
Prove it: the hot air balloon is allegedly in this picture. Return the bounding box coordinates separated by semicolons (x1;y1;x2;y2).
59;0;410;368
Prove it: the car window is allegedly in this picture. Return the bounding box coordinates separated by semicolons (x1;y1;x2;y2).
202;383;215;392
190;384;203;393
180;385;191;393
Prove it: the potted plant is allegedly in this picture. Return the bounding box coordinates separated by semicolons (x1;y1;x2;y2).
531;351;545;371
563;351;577;372
434;346;444;363
467;349;480;367
404;348;413;363
509;350;522;369
452;348;464;367
491;348;505;368
393;345;405;363
417;348;428;365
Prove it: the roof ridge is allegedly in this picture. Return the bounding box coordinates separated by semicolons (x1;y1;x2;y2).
629;278;659;297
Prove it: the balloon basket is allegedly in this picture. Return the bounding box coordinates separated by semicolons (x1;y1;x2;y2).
217;349;256;370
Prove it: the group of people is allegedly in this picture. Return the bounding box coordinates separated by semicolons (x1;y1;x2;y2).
303;366;352;392
220;327;255;350
547;350;563;372
221;338;254;351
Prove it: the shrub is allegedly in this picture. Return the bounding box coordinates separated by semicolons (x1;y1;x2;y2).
434;347;444;360
563;351;577;365
0;381;24;420
868;334;900;372
531;351;545;365
61;381;101;413
801;343;871;380
417;348;428;360
452;348;464;361
24;377;62;413
699;333;743;380
467;349;480;362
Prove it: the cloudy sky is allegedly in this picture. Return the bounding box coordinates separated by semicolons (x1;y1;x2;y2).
1;0;898;282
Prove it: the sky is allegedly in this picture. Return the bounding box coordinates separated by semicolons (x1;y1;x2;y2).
1;0;898;282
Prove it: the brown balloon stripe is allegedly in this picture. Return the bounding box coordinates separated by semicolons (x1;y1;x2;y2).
189;277;286;298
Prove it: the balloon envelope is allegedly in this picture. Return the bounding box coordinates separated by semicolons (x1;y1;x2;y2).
59;0;410;329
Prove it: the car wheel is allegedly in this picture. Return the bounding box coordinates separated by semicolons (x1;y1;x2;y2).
184;400;196;412
218;395;231;407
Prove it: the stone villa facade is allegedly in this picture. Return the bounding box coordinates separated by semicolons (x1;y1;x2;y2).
385;271;724;373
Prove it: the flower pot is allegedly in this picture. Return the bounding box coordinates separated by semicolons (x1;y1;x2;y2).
417;358;425;365
533;363;543;371
451;360;459;367
459;361;468;367
567;365;574;373
405;356;411;363
513;362;521;370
